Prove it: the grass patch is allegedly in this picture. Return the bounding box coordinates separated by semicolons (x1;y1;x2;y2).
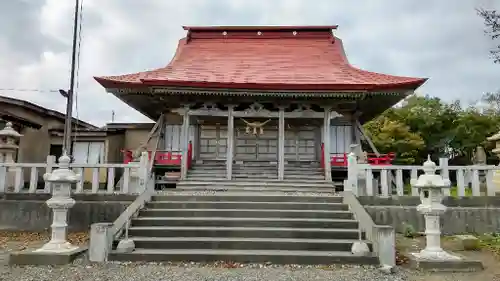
478;233;500;258
450;186;473;197
403;184;473;197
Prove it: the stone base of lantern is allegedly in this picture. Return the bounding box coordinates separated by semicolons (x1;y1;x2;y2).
408;251;483;272
9;246;87;266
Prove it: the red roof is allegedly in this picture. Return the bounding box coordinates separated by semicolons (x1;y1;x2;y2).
95;25;427;91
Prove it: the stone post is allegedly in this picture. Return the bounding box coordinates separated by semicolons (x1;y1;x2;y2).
35;153;79;253
345;152;359;195
89;222;112;262
410;156;460;261
128;151;149;194
487;132;500;193
0;122;22;191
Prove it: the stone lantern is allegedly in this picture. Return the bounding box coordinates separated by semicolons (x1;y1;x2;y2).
487;131;500;158
410;156;460;261
0;122;22;190
35;153;79;253
0;122;22;163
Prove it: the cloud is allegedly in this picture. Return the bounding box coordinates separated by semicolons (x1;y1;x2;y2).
0;0;499;126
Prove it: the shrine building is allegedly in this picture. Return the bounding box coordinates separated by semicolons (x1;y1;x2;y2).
95;25;426;182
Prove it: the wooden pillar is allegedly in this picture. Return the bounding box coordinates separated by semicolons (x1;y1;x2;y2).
278;107;285;180
180;106;190;180
226;105;235;180
323;107;332;181
158;114;166;151
351;112;361;145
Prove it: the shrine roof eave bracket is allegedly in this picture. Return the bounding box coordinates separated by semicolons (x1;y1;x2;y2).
96;77;427;93
106;87;413;123
106;86;415;99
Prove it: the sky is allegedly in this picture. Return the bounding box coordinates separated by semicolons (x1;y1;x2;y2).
0;0;499;126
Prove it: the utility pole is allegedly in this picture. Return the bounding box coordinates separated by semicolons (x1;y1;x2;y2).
61;0;80;157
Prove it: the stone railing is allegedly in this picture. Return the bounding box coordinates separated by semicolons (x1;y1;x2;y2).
343;191;395;272
0;155;145;194
346;154;499;197
89;151;156;262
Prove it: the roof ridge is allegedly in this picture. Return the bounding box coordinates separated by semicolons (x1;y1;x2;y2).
183;25;338;31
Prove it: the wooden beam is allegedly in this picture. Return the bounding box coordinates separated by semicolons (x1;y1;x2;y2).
355;120;380;156
183;108;344;119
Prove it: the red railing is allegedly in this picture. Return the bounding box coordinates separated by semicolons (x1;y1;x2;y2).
320;142;395;168
122;141;193;168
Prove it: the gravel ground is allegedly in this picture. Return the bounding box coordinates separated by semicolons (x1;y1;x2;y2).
3;257;500;281
2;232;500;281
1;258;412;281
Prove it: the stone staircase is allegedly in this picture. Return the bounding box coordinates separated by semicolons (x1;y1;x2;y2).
107;161;375;265
109;191;378;264
179;161;342;192
108;191;377;265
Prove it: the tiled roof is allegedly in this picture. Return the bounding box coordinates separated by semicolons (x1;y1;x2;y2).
95;26;427;91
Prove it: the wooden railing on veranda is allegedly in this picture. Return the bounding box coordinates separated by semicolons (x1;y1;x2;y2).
121;141;193;169
320;142;396;168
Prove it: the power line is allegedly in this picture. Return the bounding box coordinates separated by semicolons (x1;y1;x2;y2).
0;88;60;93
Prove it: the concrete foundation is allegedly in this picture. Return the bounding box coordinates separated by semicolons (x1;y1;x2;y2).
9;247;87;265
360;196;500;235
2;193;500;236
0;193;135;231
408;252;483;272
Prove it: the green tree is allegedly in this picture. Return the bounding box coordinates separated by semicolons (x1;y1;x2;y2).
449;107;499;160
387;95;459;160
481;91;500;114
364;93;500;165
363;116;425;164
478;8;500;63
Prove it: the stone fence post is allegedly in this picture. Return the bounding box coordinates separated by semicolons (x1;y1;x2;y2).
345;152;359;195
128;151;149;194
89;223;112;262
439;157;450;196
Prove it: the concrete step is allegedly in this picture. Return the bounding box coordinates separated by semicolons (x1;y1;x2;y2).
151;195;343;203
189;170;228;173
108;249;378;265
191;166;322;171
128;226;365;240
174;186;336;193
139;209;354;219
188;173;325;181
127;237;371;252
234;175;325;180
130;217;359;229
188;168;323;173
146;201;348;211
177;180;336;186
